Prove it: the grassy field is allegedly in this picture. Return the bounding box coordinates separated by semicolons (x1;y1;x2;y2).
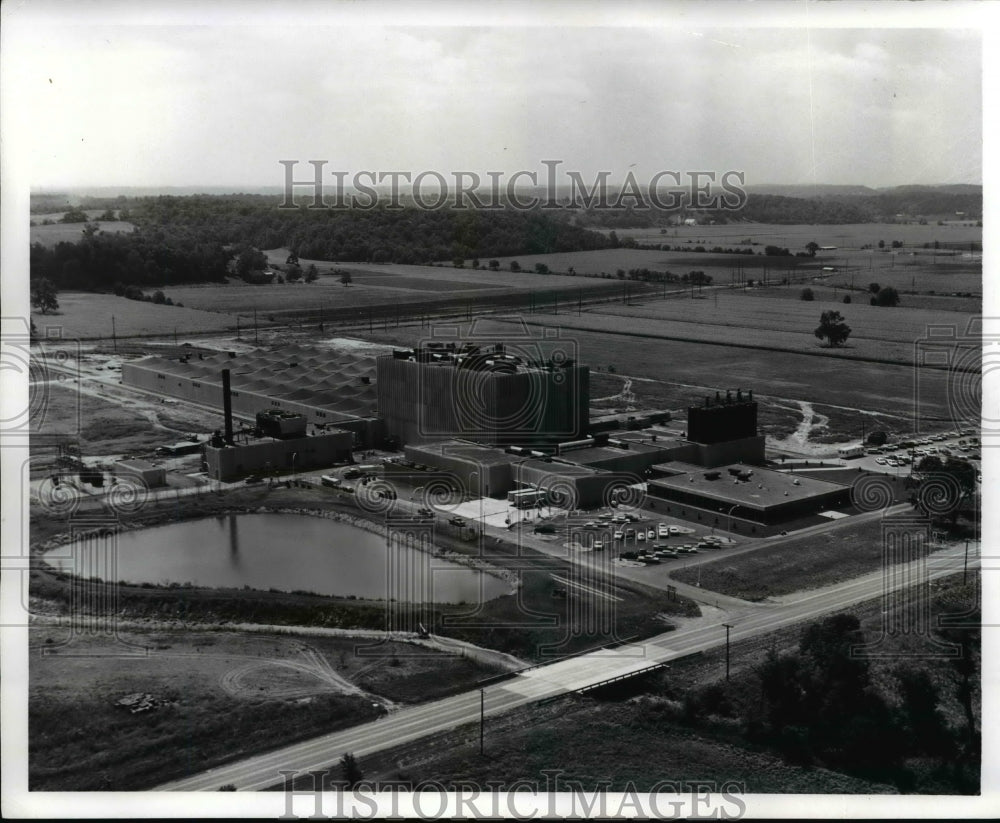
28;625;497;790
160;259;625;319
670;514;913;601
603;221;982;250
29;220;136;249
555;291;976;367
32;292;236;339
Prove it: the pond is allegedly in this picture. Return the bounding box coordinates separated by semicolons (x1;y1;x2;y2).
46;513;512;603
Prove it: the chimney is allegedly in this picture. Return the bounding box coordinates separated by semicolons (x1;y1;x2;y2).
222;368;234;445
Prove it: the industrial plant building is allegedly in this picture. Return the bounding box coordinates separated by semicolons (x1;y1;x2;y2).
376;344;588;447
204;429;354;482
122;339;847;525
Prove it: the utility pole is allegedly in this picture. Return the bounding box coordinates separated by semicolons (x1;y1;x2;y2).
111;315;117;352
964;539;970;584
723;623;733;681
480;688;485;755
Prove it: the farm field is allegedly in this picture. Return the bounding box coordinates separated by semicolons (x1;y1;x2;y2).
164;257;625;318
31;292;237;339
263;249;617;291
568;291;978;366
601;221;982;250
745;285;979;314
28;625;495;790
29;220;136;249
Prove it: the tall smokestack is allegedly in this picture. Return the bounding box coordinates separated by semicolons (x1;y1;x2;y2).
222;368;234;445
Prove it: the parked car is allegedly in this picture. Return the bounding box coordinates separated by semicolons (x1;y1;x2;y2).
657;524;670;538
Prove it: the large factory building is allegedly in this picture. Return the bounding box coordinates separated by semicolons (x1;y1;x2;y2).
377;344;589;447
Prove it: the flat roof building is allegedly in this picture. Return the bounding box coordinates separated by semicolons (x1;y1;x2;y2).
647;464;850;525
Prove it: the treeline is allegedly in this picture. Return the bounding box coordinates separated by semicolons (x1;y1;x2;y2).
129;195;612;263
29;196;613;290
30;225;230;291
573;189;982;227
652;608;980;793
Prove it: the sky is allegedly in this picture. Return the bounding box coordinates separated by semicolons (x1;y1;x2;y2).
1;1;988;191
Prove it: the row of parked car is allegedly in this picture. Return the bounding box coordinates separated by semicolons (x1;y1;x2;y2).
619;535;729;562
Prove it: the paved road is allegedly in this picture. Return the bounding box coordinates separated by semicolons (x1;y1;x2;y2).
156;541;974;792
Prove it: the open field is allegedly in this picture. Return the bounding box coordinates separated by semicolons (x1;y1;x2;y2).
566;291;976;366
744;285;979;314
670;513;936;601
29;220;136;248
161;260;628;320
28;625;496;790
31;292;236;339
602;221;982;250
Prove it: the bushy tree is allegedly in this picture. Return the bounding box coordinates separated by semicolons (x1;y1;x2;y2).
814;310;851;347
800;287;815;301
30;278;59;314
871;286;900;307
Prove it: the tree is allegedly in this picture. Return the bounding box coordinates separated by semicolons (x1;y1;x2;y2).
510;260;521;272
534;263;549;274
31;278;59;314
878;239;885;249
340;271;352;285
814;310;852;347
805;241;820;256
868;282;881;294
152;290;166;304
285;263;303;282
800;287;815;301
488;259;500;270
340;753;363;789
872;286;900;307
843;295;852;304
304;264;318;283
866;430;888;446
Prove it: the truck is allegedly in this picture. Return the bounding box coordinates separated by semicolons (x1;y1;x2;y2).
837;444;865;459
